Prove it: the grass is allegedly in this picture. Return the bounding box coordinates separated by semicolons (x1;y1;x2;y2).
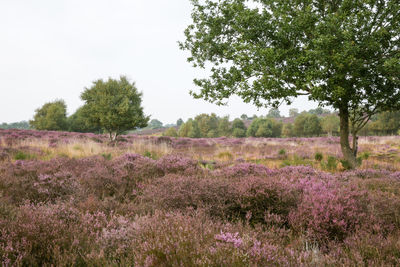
4;135;400;171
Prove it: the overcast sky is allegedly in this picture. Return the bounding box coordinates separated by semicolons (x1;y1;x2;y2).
0;0;318;124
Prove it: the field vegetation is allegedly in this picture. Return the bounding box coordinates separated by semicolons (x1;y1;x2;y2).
1;129;400;266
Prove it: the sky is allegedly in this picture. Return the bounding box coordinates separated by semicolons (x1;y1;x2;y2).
0;0;318;125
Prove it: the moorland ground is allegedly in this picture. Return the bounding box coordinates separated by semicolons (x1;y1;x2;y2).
1;129;400;266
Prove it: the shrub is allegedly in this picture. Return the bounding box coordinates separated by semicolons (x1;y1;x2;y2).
163;127;178;137
289;181;368;243
322;156;338;171
139;175;299;225
314;152;323;161
13;151;36;161
156;154;199;174
232;128;246;138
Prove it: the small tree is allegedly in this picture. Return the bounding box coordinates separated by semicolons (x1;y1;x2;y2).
81;76;149;141
247;118;282;138
282;123;295;138
266;108;281;118
321;114;340;136
163;127;178;137
294;113;322;137
148;119;163;129
176;118;184;127
181;0;400;168
30;100;68;131
217;116;231;136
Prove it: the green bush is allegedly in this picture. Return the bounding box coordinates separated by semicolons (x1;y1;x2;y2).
14;151;36;161
232;128;246;138
322;156;337;171
163;127;178;137
314;152;323;161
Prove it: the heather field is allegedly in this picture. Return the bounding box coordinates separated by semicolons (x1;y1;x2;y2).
1;129;400;266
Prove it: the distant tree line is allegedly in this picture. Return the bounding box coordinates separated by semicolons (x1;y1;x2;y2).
0;121;30;130
163;108;400;138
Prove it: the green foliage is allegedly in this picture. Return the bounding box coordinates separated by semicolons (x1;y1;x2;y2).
247;118;282;138
195;113;219;137
231;118;247;137
101;153;112;160
148;119;163;129
322;156;338;172
309;107;331;116
282;123;294;138
30;100;68;131
266;108;281;118
80;76;149;140
0;121;30;130
217;116;231;136
340;159;354;170
68;107;102;133
232;118;246;130
232;128;246;138
163;127;178;137
314;152;323;162
14;151;36;161
240;114;248;120
321;114;340;136
178;119;201;138
368;111;400;135
278;149;286;159
359;152;370;160
293;113;322;137
176;118;184;127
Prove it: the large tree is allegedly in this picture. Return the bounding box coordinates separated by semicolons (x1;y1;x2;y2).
180;0;400;167
81;76;149;141
30;100;68;131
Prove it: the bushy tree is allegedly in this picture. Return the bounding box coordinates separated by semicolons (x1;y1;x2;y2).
321;114;340;136
181;0;400;167
68;107;102;133
178;119;201;138
163;127;178;137
176;118;184;127
369;111;400;135
217;116;231;136
30;100;68;131
80;76;149;140
247;118;282;138
266;108;281;118
240;114;248;120
282;123;295;138
309;107;331;116
195;113;219;137
294;113;322;137
148;119;163;129
231;118;247;138
232;128;246;138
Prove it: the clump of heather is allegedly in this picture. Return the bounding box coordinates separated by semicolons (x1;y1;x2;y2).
139;175;299;225
214;163;277;178
156;154;199;174
289;179;368;244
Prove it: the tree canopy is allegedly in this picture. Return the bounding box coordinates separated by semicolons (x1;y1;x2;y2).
30;100;68;131
181;0;400;167
81;76;149;140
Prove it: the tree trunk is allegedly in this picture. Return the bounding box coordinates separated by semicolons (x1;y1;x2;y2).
339;107;358;168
